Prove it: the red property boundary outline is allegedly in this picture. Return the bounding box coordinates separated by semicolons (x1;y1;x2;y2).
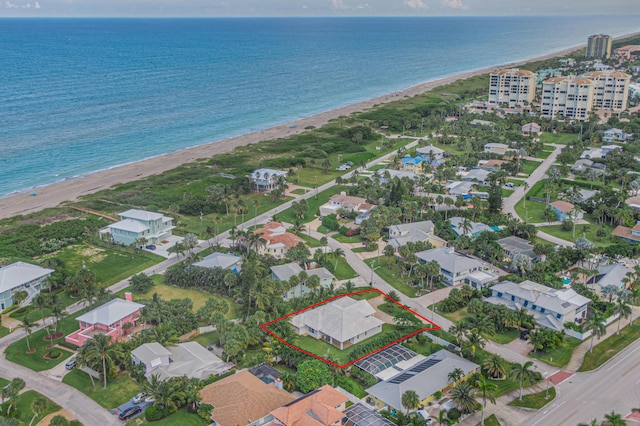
260;288;440;369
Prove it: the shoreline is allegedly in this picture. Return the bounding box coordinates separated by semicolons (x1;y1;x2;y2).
1;32;638;220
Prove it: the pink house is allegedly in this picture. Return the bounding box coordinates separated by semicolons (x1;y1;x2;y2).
65;295;144;347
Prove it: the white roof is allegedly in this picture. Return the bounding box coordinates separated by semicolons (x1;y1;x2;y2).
0;262;54;293
109;219;150;233
132;342;172;364
151;342;233;380
193;253;242;270
120;209;168;222
271;262;334;282
488;280;590;315
416;144;445;155
416;247;484;274
291;297;383;343
484;143;509;149
252;168;288;178
76;298;144;326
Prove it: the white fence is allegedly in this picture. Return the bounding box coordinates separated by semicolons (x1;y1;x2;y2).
563;313;619;341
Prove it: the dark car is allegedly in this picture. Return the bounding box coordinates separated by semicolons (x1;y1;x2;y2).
519;330;530;340
119;406;142;421
145;244;156;250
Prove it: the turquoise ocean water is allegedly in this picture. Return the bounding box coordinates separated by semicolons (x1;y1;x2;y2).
0;16;639;196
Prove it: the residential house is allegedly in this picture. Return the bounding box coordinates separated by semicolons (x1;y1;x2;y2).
267;385;348;426
522;122;541;136
614;45;640;60
199;370;295;426
0;262;54;310
103;209;175;246
254;222;305;258
612;222;640;243
449;217;497;238
372;169;418;185
603;128;633;143
270;262;334;300
290;296;383;350
549;201;584;222
192;252;242;273
65;295;144;347
249;364;283;385
416;144;445;160
497;236;538;262
464;100;499;114
585;263;632;297
461;168;491;185
319;192;375;217
344;403;395;426
478;159;506;172
571;159;606;174
483;143;511;156
252;169;288;192
445;181;475;197
387;220;446;249
470;119;494;127
366;349;479;412
416;247;497;288
400;156;424;173
580;145;621;159
626;196;640;212
131;341;233;381
485;280;590;331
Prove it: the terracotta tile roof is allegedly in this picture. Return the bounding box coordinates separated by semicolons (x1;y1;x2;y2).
329;194;367;208
612;225;640;242
267;232;305;250
270;385;348;426
482;159;506;168
199;370;295;426
550;200;575;213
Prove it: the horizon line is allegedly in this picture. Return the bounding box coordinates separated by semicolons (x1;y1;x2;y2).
2;14;640;19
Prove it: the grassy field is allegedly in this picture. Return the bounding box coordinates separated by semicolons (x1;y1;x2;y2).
51;243;163;287
62;369;142;409
537;219;616;247
132;408;205;426
332;233;364;244
276;186;345;224
508;387;556;409
578;321;640;372
292;323;399;364
0;390;61;426
529;336;581;368
487;329;520;344
522;160;542;175
325;257;358;280
295;232;323;248
535;150;552;159
539;133;580;145
192;330;220;347
290;188;309;195
127;283;238;318
514;199;548;223
483;414;501;426
365;258;422;297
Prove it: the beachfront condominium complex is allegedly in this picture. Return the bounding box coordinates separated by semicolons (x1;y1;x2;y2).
488;68;536;107
540;76;594;121
586;34;613;59
541;71;630;121
583;71;631;112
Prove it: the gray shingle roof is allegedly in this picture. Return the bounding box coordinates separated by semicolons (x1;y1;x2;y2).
586;263;631;289
0;262;54;293
75;298;144;326
145;342;233;381
488;280;590;315
131;342;171;364
450;217;495;236
497;236;536;258
192;252;242;270
416;247;483;274
271;262;334;282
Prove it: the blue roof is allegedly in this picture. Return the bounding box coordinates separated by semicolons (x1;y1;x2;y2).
401;156;423;166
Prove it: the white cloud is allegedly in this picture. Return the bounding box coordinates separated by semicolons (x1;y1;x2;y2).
4;0;41;8
404;0;428;10
441;0;467;9
331;0;350;9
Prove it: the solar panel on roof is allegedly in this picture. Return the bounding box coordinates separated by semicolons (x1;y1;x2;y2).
410;358;442;373
561;302;571;308
388;372;413;384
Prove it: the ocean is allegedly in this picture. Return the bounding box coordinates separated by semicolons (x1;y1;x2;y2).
0;16;638;196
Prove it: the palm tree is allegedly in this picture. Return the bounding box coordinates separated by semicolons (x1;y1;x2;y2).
602;410;626;426
482;354;506;379
333;248;345;271
447;367;464;384
144;375;184;415
151;323;179;346
449;381;477;413
584;310;607;353
29;397;48;426
509;361;537;401
614;296;632;335
401;389;420;414
16;315;37;352
78;333;124;388
6;378;25;415
475;376;498;426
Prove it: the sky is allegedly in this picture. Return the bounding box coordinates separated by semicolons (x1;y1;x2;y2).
1;0;640;17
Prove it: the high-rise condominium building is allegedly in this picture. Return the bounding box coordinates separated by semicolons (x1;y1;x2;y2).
586;34;613;59
583;71;631;112
540;76;594;121
488;68;536;107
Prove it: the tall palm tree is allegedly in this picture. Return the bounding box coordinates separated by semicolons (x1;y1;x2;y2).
151;323;179;346
6;378;25;415
16;315;37;352
509;361;537;401
29;397;48;426
401;389;420;414
584;310;607;353
482;354;506;379
449;382;476;413
475;376;498;426
144;375;184;415
602;410;626;426
614;296;632;335
78;333;124;388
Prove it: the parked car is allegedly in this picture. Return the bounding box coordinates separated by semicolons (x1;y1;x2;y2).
519;330;530;340
131;392;147;404
345;161;355;166
65;358;77;370
145;244;156;250
119;406;142;421
336;166;347;171
415;409;433;423
144;395;156;403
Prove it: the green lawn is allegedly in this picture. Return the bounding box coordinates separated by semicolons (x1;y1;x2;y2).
290;188;309;195
0;390;61;426
51;243;163;287
5;324;75;371
508;387;556;409
325;257;358;280
62;369;142;409
534;150;552;159
537;219;616;247
293;323;400;365
483;414;501;426
578;321;640;372
132;408;206;426
193;331;220;347
487;329;520;344
501;188;514;197
332;233;364;244
522;160;542;175
539;132;580;145
0;326;9;339
506;178;524;187
529;336;581;368
352;246;377;253
366;258;423;298
438;307;470;323
295;232;323;248
277;186;345;224
514;200;548;224
543;144;555;151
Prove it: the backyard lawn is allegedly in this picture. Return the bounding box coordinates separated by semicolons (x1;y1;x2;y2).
290;188;309;195
529;336;581;368
579;321;640;372
508;387;556;409
62;369;142;409
193;331;220;347
325;257;358;281
277;186;345;224
0;390;61;426
366;258;425;298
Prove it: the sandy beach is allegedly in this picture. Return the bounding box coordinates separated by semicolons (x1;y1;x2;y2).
0;34;636;220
